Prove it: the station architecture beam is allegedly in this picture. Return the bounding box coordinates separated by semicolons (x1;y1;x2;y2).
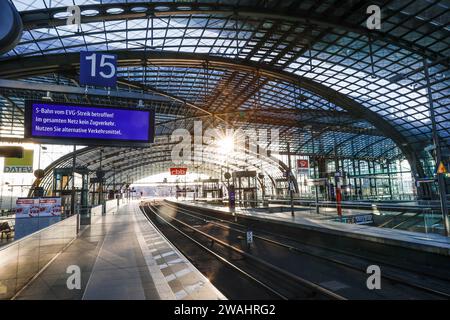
0;50;429;193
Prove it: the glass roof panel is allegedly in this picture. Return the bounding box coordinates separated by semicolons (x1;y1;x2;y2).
3;0;449;161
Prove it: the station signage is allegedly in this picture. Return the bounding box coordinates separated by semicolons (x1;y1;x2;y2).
170;167;187;175
297;159;309;169
3;149;33;173
297;159;309;174
25;100;155;146
80;52;117;87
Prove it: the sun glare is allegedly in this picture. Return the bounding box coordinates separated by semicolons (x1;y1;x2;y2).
218;135;234;154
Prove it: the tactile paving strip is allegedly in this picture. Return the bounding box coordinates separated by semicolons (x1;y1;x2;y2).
132;204;226;300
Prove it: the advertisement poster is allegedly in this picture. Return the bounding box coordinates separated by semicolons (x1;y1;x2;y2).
3;149;33;173
15;197;62;218
14;197;62;239
170;167;188;175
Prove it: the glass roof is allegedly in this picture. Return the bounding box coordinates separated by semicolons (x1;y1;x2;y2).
0;0;448;174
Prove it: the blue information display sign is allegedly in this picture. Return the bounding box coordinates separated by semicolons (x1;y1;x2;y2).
80;52;117;87
25;101;155;146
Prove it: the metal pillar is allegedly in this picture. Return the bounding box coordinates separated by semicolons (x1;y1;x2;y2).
70;145;78;231
287;142;295;217
386;162;393;200
357;160;362;200
368;160;374;198
38;145;41;170
372;161;378;199
334;156;342;217
424;58;449;236
98;149;103;206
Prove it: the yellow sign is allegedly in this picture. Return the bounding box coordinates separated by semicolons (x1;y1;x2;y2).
437;162;447;174
4;149;33;173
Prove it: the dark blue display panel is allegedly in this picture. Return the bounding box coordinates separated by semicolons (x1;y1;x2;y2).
25;101;155;146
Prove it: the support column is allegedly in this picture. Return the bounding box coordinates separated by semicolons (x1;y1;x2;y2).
424;58;449;236
287;142;295;217
334;157;342;217
357;160;362;200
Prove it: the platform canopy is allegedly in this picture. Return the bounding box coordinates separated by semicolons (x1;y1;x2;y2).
0;0;448;188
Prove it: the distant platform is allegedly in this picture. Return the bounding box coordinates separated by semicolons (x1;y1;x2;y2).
14;201;226;300
169;200;450;257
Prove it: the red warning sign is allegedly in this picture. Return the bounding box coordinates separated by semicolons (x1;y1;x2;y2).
170;167;187;175
297;159;309;169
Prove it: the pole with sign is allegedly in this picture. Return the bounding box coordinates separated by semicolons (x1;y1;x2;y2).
228;184;236;211
246;229;253;251
297;159;309;174
3;149;33;173
287;142;294;217
170;168;187;199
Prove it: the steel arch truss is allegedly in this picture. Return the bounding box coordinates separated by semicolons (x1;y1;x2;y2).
1;1;448;186
34;135;295;195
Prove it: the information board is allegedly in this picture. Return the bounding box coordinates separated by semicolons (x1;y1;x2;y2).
25;100;155;146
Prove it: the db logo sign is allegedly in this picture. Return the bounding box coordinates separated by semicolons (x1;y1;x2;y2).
170;168;187;175
297;160;309;168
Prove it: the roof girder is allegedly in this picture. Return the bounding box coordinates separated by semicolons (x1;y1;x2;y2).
16;2;447;67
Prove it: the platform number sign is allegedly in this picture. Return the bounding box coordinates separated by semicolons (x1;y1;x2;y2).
80;52;117;87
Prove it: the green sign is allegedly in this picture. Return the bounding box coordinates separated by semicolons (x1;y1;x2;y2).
4;149;33;173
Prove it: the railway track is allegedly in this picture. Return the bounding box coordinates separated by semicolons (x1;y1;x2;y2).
144;200;450;300
142;202;345;300
164;203;450;299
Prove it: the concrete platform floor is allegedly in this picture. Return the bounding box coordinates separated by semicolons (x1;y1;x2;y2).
13;201;225;300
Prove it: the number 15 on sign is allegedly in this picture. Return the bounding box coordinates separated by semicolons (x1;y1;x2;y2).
80;52;117;87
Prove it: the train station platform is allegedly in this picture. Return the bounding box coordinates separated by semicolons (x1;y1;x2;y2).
13;201;226;300
169;200;450;256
